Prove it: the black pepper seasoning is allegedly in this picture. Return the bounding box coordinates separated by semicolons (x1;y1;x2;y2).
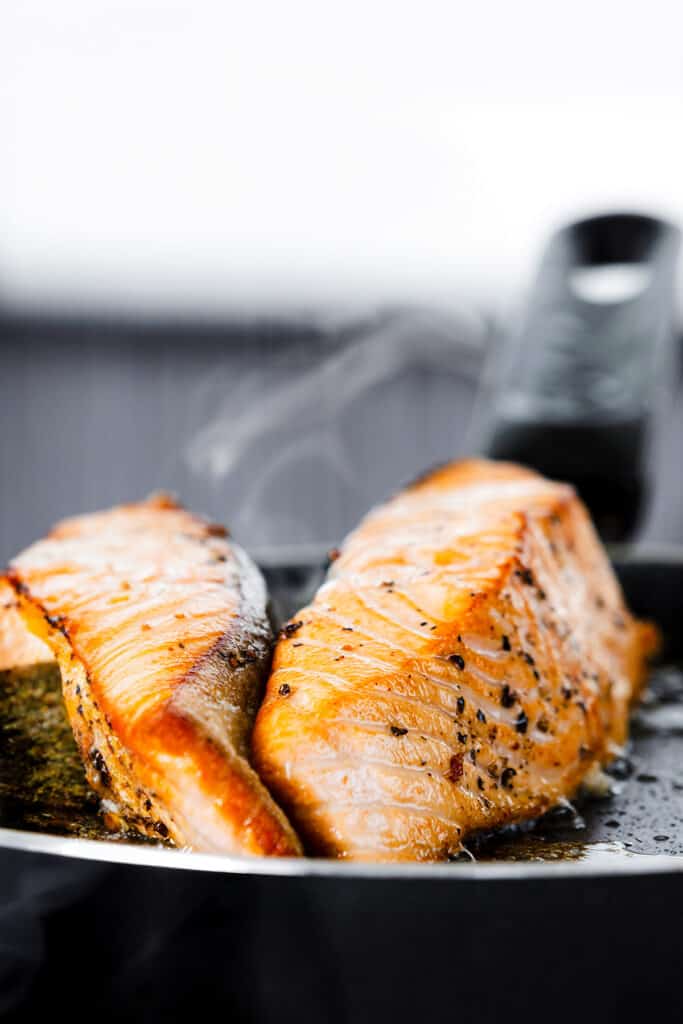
89;748;110;787
500;684;516;708
515;710;529;734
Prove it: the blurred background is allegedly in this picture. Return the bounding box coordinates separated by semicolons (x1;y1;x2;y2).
1;0;683;563
3;5;683;1021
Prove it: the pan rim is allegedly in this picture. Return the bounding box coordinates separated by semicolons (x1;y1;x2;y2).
1;824;683;881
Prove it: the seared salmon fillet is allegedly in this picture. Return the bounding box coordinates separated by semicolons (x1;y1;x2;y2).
4;495;301;856
0;579;53;670
253;460;653;861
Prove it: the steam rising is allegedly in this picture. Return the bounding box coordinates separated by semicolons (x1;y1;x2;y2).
185;308;489;546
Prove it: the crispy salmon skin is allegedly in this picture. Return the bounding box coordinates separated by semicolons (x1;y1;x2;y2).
4;495;301;857
253;460;654;861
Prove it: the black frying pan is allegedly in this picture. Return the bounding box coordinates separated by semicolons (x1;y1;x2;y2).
1;214;682;1023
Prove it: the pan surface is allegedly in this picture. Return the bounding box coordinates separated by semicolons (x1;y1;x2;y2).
2;544;683;880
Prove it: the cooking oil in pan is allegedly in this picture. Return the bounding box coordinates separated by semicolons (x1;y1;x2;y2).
2;660;683;863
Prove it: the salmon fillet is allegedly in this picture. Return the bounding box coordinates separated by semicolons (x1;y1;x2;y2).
0;579;53;670
4;495;301;857
253;459;653;862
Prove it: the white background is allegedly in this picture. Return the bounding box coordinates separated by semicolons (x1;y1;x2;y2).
1;0;683;316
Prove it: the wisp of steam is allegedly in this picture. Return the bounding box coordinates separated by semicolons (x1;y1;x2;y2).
184;307;491;549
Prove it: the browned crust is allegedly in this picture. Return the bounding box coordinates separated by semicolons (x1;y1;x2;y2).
4;576;171;837
253;461;655;861
4;498;303;858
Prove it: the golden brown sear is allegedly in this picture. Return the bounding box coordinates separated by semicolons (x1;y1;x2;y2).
5;495;301;857
253;460;654;861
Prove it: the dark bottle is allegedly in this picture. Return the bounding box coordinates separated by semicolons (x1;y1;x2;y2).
475;213;680;541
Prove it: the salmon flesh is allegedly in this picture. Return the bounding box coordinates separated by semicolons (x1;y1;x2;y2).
253;460;654;861
5;495;301;857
